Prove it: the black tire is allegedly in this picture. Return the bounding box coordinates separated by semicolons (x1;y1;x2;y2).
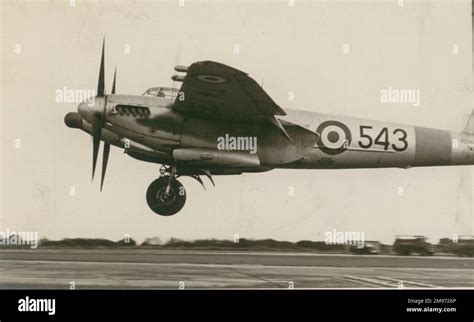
146;178;186;216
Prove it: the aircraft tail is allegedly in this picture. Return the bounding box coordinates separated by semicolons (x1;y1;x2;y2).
463;110;474;134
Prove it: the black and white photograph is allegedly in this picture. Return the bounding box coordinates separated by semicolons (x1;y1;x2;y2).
0;0;473;320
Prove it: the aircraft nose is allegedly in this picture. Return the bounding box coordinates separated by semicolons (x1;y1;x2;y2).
78;97;103;124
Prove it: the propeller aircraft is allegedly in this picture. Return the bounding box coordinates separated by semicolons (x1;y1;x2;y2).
65;40;474;216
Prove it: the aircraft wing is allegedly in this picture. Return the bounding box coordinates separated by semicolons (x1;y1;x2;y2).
172;61;286;121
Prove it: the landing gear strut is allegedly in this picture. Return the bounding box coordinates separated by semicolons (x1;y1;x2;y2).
146;165;186;216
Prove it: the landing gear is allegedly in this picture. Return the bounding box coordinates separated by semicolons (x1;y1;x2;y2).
146;166;186;216
146;165;215;216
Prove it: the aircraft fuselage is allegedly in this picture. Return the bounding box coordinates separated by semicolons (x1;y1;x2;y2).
66;93;474;173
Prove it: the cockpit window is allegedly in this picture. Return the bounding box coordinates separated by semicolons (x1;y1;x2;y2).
143;88;159;96
142;87;178;99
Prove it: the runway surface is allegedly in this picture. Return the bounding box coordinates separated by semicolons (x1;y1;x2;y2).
0;249;473;289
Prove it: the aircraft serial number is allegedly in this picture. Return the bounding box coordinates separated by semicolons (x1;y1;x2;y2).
358;126;408;152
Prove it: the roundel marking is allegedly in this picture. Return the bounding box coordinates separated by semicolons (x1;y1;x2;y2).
315;120;352;155
196;75;226;83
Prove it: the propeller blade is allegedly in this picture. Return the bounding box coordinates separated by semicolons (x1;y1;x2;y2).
100;143;110;191
91;114;102;181
97;38;106;97
111;66;117;94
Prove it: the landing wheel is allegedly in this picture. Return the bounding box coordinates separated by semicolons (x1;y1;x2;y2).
146;177;186;216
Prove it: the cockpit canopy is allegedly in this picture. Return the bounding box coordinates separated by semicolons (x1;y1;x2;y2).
142;87;179;99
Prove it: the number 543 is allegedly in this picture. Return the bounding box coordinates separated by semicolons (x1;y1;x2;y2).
358;126;408;152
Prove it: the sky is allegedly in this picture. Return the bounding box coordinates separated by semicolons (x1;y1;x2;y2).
0;0;473;244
